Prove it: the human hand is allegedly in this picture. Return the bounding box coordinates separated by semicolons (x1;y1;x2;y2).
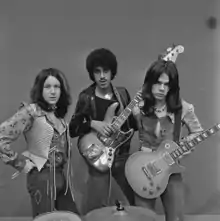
91;120;114;137
12;159;35;179
132;106;141;116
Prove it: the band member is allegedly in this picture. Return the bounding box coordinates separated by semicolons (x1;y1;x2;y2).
0;68;79;217
69;48;137;214
132;59;203;221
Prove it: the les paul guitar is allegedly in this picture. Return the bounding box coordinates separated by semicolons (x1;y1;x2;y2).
125;124;220;199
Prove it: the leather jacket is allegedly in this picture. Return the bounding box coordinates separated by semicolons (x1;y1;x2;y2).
69;83;137;156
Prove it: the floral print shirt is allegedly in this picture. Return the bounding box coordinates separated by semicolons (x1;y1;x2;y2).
0;102;67;171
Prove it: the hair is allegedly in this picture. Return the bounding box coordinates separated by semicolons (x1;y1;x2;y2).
141;59;182;115
30;68;72;118
86;48;118;81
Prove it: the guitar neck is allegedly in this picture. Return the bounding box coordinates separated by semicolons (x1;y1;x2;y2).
170;123;220;160
111;92;142;131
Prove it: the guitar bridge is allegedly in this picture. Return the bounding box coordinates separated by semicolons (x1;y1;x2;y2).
142;161;161;181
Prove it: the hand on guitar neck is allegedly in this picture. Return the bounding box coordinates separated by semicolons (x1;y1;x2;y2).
91;120;114;137
179;133;199;157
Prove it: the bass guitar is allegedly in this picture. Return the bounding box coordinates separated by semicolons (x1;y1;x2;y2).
78;92;142;172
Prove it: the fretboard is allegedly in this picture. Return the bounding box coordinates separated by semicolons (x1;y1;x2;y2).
170;123;220;160
111;92;142;131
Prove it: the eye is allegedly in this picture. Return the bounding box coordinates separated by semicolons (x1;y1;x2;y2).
94;68;101;74
44;84;51;88
103;69;110;73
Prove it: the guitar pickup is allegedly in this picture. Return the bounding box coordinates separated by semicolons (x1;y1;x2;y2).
147;162;161;176
142;166;152;180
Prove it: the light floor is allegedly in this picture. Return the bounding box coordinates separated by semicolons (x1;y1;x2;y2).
0;215;220;221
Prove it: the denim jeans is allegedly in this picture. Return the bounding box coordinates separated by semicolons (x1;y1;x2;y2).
26;167;79;218
134;173;185;221
81;155;135;214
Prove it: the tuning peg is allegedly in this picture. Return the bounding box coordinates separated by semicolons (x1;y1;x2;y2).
166;47;172;52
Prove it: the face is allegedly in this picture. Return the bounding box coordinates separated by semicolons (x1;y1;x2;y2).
42;75;61;105
93;66;112;90
152;73;169;102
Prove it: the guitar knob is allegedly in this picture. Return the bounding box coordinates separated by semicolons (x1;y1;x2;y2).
143;186;147;191
108;152;112;156
149;190;154;195
156;186;161;191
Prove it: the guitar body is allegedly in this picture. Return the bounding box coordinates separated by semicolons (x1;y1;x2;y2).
125;140;185;199
78;102;134;173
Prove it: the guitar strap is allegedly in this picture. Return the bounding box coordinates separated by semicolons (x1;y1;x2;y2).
173;109;182;142
112;86;125;113
112;86;131;129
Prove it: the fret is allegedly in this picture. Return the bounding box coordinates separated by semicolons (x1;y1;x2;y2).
196;136;202;142
174;149;181;157
201;132;208;138
172;152;177;158
119;114;126;121
169;152;175;159
111;124;118;132
170;152;177;161
177;147;184;154
169;123;220;160
188;141;195;148
124;108;131;116
180;145;188;152
111;92;142;129
176;143;191;157
196;134;205;142
183;142;192;150
113;121;120;129
133;98;139;104
209;128;214;134
191;138;200;146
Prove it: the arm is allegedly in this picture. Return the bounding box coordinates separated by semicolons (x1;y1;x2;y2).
0;103;34;171
182;103;203;141
69;93;92;138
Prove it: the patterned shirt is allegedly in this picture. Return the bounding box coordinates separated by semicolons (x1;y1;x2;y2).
0;102;68;171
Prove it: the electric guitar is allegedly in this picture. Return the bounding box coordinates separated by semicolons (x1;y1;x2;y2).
78;92;142;172
78;44;184;173
125;123;220;199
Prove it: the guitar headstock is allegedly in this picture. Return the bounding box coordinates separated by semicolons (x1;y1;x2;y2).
159;44;184;63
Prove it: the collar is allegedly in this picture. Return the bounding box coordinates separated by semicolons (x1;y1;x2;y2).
33;104;66;127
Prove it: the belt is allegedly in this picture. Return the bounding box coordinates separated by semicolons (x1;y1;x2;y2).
46;151;66;168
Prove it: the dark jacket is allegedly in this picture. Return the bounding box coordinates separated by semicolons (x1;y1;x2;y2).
69;83;137;155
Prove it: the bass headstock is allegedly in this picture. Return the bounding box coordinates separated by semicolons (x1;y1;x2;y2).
159;44;184;63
